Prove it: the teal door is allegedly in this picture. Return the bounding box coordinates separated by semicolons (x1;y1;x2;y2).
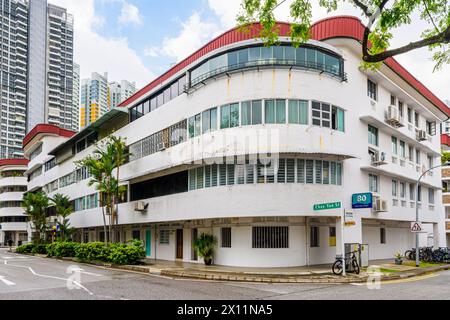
145;230;151;257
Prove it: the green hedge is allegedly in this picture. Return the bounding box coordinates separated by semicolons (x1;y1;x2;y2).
46;242;80;258
17;240;145;265
16;243;35;254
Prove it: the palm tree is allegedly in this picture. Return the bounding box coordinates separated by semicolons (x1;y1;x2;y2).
76;135;129;244
76;155;109;244
109;136;129;243
51;193;74;242
22;192;50;244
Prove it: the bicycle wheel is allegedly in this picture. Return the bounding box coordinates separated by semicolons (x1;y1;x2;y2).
405;250;413;260
352;260;360;275
332;260;343;276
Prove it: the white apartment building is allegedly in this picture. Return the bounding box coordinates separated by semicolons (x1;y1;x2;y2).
109;80;136;109
0;158;28;246
22;17;449;267
0;0;75;160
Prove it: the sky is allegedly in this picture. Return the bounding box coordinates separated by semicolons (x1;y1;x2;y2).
49;0;450;103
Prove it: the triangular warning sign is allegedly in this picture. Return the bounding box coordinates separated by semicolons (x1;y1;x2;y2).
411;223;422;232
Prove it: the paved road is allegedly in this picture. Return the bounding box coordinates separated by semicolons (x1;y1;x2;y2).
0;249;449;300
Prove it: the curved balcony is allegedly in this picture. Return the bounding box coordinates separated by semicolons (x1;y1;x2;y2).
0;222;27;232
0;177;27;188
0;207;25;218
0;192;24;202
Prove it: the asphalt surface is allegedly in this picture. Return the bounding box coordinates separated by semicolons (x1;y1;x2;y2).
0;248;449;300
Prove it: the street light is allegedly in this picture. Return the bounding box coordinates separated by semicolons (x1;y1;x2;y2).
414;161;450;267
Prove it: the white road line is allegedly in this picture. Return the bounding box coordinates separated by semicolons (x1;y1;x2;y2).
0;276;15;286
2;259;94;296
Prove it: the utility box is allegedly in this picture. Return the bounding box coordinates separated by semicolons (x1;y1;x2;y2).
345;243;370;269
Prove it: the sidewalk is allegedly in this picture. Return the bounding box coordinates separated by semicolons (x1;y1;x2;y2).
111;259;450;284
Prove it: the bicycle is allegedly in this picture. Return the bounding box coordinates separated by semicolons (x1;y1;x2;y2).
332;251;360;276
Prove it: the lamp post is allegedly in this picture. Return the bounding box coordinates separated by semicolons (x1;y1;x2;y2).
414;162;450;268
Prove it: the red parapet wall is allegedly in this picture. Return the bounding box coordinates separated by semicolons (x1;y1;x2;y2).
442;134;450;148
23;124;76;148
0;158;29;167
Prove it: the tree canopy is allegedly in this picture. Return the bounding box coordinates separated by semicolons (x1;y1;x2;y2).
237;0;450;70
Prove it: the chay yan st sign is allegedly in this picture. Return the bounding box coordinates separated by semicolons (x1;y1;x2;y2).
313;202;341;211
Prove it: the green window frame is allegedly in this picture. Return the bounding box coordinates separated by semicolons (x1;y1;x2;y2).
242;100;262;126
288;100;309;125
368;125;378;146
265;99;286;124
220;103;239;129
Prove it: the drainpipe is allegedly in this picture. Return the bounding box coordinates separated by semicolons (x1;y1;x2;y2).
305;217;310;267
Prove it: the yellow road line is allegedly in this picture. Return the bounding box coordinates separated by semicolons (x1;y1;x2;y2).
381;273;439;285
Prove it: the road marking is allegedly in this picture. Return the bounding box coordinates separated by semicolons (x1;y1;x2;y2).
69;268;103;277
0;276;15;286
350;273;440;286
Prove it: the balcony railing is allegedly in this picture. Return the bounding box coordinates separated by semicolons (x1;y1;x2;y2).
185;59;347;92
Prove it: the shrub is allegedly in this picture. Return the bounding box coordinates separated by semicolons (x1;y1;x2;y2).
31;244;48;255
193;233;217;265
16;243;34;254
75;242;111;262
108;240;146;265
47;242;79;258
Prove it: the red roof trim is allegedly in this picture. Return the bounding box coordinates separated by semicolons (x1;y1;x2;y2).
23;124;76;148
442;134;450;148
121;16;449;117
0;158;29;167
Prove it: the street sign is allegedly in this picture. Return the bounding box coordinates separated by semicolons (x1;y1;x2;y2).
352;193;373;209
410;222;423;233
313;202;341;211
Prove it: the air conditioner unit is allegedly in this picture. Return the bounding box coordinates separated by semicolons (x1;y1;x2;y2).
385;105;403;127
373;198;388;213
134;201;148;212
416;130;427;142
371;151;388;166
157;142;167;151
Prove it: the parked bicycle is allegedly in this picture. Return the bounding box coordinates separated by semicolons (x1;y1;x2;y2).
405;247;450;263
332;251;360;276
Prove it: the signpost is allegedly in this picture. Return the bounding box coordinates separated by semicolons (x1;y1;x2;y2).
313;201;345;276
410;222;423;233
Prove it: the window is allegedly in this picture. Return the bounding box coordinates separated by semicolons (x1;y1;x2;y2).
400;182;406;198
407;107;413;124
380;228;386;244
428;188;435;204
288;100;308;125
132;230;141;240
391;137;398;155
428;155;433;169
415;112;419;128
310;226;319;248
398;101;404;118
368;125;378;146
202;108;218;133
367;79;377;101
399;141;406;158
159;230;170;244
408;145;414;162
241;100;262;126
410;184;415;201
332;106;345;132
392;179;398;197
312;101;330;127
221;228;231;248
188;114;202;138
417;185;422;202
252;227;289;249
220;103;239;129
391;95;396;106
265;99;286;124
329;227;336;247
426;121;436;136
369;174;379;193
416;149;421;165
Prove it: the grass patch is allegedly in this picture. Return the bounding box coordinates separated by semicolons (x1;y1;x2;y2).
379;268;402;274
403;261;445;268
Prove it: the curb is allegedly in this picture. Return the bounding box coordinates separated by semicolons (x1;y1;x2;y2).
11;252;450;284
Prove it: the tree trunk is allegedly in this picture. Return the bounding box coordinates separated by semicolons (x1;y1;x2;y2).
100;194;108;245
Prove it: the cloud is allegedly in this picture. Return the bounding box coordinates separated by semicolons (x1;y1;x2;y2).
145;13;221;62
48;0;153;89
118;2;143;26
